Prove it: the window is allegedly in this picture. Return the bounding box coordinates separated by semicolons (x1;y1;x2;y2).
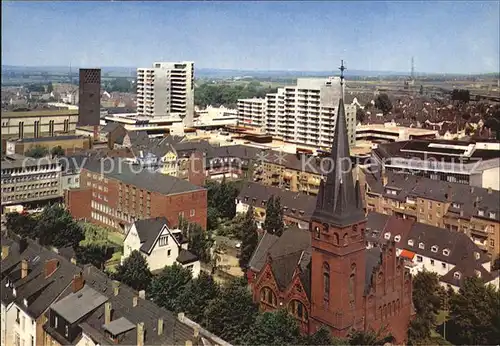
167;249;171;257
323;263;330;303
431;245;438;253
65;325;69;337
314;226;320;239
478;210;484;216
453;272;461;279
288;300;308;321
179;211;184;218
474;252;480;260
443;249;450;256
408;239;414;246
430;259;435;266
394;235;401;242
31;336;34;346
384;232;391;240
489;212;496;219
190;209;195;217
419;242;425;249
475;270;481;278
416;255;423;262
260;287;277;307
16;307;20;324
442;262;446;269
159;236;168;247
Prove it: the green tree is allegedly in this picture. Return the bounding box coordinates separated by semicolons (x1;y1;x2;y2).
356;107;366;123
113;250;152;291
408;271;443;344
176;272;219;321
203;277;258;343
5;212;36;238
374;93;393;115
51;146;65;157
242;309;302;346
238;205;258;270
36;204;84;248
348;327;394;345
302;326;341;345
74;244;111;270
263;196;284;236
25;145;49;158
448;276;500;345
205;178;238;220
149;263;192;311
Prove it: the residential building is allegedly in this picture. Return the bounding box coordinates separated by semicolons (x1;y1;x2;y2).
194;105;238;128
5;135;92;156
78;68;101;127
356;123;438;143
122;217;200;275
1;109;79;141
65;158;207;232
99;123;127;149
363;169;500;262
247;75;412;342
372;139;500;190
237;98;266;129
1;154;62;210
365;212;499;291
1;237;81;346
236;182;316;230
136;61;195;126
265;88;285;137
42;265;229;346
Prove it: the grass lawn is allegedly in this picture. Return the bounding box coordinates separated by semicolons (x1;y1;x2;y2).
105;250;122;273
107;231;125;246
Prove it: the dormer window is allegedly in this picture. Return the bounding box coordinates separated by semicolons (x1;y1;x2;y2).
489;212;496;219
23;299;28;307
478;210;484;216
261;200;266;206
431;245;438;253
475;270;481;278
419;242;425;249
384;232;391;240
299;210;304;215
291;208;296;214
452;202;461;208
394;235;401;242
474;252;480;260
244;196;249;202
252;198;256;203
408;239;414;246
443;249;450;256
283;206;288;211
12;288;16;297
453;272;461;280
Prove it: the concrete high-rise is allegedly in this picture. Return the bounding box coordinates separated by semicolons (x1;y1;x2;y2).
136;61;195;126
238;77;357;148
237;98;266;128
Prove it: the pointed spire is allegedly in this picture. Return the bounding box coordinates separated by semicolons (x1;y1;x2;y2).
312;60;365;227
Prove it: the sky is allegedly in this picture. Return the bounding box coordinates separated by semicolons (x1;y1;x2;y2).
2;1;499;74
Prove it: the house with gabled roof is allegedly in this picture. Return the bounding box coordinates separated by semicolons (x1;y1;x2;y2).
122;217;200;276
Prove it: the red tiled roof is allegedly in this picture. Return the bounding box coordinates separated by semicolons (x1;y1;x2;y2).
400;249;415;260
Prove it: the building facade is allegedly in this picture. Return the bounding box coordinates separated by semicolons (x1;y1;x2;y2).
1;109;78;141
248;77;412;343
237;98;266;129
65;158;207;233
136;61;195;126
1;154;62;210
5;135;92;156
363;169;500;262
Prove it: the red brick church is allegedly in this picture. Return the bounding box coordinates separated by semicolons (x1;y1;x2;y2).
247;64;413;343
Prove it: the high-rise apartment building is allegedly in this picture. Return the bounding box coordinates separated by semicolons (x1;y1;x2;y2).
136;61;195;126
78;68;101;126
236;98;266;128
237;77;357;148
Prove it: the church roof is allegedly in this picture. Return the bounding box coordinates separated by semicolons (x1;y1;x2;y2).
312;67;364;227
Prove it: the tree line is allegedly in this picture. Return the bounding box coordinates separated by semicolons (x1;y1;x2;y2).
195;81;277;109
5;205;115;269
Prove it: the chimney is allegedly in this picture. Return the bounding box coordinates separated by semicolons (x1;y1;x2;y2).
21;259;29;279
193;327;199;338
44;259;59;278
1;245;9;260
70;257;77;265
157;319;164;336
138;290;146;299
381;165;388;186
105;302;112;325
137;322;145;346
72;272;85;293
133;296;138;307
112;281;120;296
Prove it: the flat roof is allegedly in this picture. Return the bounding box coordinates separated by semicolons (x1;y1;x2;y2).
357;124;438;135
13;135;85;143
1;109;79;118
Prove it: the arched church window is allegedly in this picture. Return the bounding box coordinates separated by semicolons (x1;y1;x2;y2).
343;233;349;246
260;287;277;307
323;263;330;303
314;226;320;239
288;300;308;321
333;233;340;245
349;263;356;306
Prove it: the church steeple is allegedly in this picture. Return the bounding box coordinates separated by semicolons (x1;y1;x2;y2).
313;60;364;227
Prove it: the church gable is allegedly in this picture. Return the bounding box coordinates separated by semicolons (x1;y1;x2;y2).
253;258;281;309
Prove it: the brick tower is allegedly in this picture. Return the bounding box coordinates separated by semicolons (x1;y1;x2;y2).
309;61;368;337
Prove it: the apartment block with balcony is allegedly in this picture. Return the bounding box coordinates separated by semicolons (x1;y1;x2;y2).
237;98;266;129
1;154;62;210
363;169;500;262
265;77;356;148
136;61;195;126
